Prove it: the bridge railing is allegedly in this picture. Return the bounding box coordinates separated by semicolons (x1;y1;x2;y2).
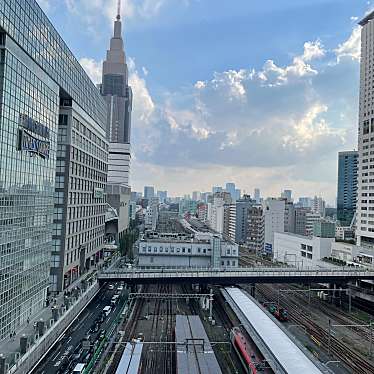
97;266;371;279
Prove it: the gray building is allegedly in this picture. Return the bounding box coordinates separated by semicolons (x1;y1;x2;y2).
284;201;296;233
0;0;107;340
144;186;155;200
101;6;132;187
51;104;108;292
295;207;311;236
337;151;358;226
246;205;265;253
235;195;255;244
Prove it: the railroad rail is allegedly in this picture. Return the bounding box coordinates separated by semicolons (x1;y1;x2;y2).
256;284;374;373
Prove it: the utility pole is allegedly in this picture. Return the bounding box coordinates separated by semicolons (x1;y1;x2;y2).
328;319;331;356
370;319;373;358
209;288;213;322
308;284;311;304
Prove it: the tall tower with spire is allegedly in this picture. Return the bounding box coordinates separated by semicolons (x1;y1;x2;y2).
101;0;133;186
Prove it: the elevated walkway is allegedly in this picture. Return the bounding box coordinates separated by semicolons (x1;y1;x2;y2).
97;266;374;285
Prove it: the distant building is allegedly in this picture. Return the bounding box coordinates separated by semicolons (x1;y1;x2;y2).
197;203;209;223
225;182;236;198
312;196;326;217
227;204;237;242
305;212;321;236
246;205;265;253
157;190;168;203
295;207;311;236
284;201;296;233
298;197;313;208
179;199;198;217
313;220;336;238
235;195;256;244
263;198;285;253
212;186;223;194
145;197;159;230
337;151;358;226
254;188;261;203
281;189;292;201
192;191;201;201
207;197;225;233
144;186;155;200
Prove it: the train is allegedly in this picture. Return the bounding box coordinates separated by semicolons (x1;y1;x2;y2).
230;327;259;374
266;304;288;322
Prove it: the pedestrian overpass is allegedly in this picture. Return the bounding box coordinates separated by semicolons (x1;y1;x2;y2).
97;266;374;285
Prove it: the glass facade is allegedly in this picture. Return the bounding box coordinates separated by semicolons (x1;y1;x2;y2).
0;0;107;341
0;42;59;340
337;151;358;226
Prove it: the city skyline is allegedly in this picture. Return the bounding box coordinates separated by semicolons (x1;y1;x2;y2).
38;1;370;204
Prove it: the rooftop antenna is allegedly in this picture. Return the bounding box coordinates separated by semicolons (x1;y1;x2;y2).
116;0;121;20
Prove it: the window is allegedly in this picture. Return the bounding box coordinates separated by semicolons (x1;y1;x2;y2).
54;192;64;205
55;175;65;189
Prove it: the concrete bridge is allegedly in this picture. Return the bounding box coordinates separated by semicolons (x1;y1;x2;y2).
97;266;374;285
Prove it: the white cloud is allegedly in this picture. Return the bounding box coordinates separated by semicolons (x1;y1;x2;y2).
64;0;172;30
79;57;102;84
335;26;361;62
129;69;155;125
282;103;343;151
350;16;359;22
211;69;249;101
302;40;325;61
256;40;324;86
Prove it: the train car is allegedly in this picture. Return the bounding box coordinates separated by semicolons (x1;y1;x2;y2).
230;327;258;374
274;307;288;322
267;304;276;315
115;339;143;374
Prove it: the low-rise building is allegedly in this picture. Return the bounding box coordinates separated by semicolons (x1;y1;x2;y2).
274;232;333;267
137;220;239;268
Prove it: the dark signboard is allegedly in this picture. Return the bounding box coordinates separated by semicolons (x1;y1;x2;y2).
17;114;50;159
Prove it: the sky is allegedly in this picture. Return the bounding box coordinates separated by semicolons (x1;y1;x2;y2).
39;0;372;204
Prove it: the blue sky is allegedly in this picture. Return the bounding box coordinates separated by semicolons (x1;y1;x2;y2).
40;0;371;204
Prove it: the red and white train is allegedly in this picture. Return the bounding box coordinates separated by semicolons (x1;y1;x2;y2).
230;327;259;374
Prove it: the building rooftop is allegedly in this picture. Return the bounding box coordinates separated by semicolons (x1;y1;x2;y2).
359;11;374;26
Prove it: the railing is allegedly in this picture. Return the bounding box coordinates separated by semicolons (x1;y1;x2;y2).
97;266;373;280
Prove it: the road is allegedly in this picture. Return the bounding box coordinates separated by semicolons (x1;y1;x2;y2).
33;283;127;374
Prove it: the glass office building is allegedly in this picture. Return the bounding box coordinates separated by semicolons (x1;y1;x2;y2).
337;151;358;227
0;0;107;341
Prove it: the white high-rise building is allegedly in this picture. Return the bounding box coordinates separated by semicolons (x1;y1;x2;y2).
254;188;261;203
208;197;225;233
263;198;285;253
312;196;326;217
357;13;374;247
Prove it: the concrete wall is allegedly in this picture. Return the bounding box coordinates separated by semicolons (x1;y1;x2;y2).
274;232;333;267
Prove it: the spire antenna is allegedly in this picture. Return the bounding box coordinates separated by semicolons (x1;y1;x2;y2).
116;0;121;20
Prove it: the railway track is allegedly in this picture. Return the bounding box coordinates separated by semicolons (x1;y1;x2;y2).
105;285;147;374
255;284;374;373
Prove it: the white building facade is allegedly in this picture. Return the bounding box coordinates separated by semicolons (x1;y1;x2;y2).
357;13;374;247
263;198;285;253
274;232;334;267
138;231;238;268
